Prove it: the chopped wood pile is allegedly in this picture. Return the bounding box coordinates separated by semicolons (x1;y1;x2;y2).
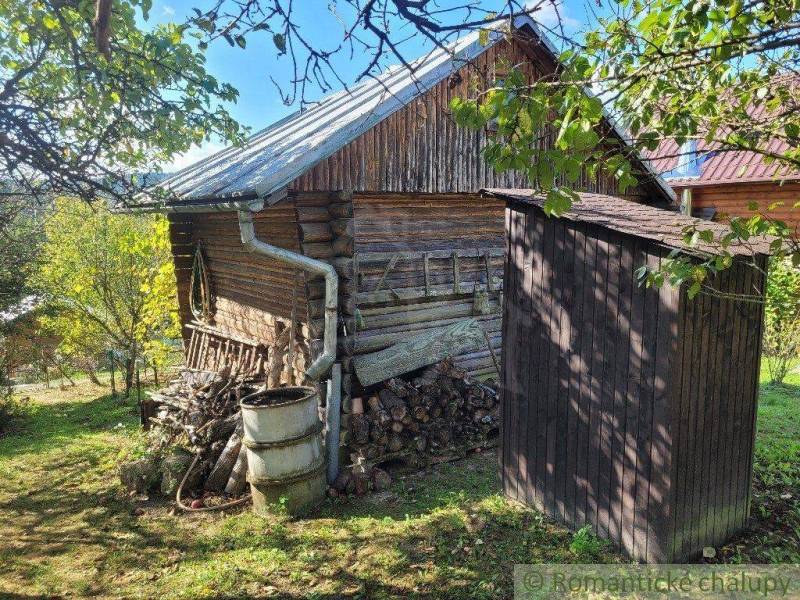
120;369;253;503
344;359;499;466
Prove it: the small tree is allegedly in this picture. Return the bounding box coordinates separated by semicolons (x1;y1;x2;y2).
34;198;179;395
763;257;800;385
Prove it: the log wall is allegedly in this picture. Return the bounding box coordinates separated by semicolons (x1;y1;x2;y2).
501;201;767;562
168;200;317;383
347;192;505;383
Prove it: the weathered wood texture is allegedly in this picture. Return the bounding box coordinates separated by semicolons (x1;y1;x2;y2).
290;37;660;202
672;180;800;237
353;318;485;386
169;201;309;344
347;193;505;380
501;201;767;563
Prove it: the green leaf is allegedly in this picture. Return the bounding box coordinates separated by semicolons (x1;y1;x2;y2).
273;33;286;53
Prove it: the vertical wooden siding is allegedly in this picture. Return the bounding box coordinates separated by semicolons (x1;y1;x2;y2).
668;257;766;560
290;37;660;202
501;202;765;562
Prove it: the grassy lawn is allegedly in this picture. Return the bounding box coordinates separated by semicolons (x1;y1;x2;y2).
0;365;798;599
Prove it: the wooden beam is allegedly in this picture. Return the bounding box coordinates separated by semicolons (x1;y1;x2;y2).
352;318;486;387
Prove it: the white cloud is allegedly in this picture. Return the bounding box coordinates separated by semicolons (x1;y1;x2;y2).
525;0;579;28
165;141;227;173
162;5;175;17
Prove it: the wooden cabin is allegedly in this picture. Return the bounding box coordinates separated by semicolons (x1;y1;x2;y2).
488;188;771;562
141;17;672;461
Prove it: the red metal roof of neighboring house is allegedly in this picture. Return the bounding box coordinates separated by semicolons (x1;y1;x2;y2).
647;82;800;187
648;136;800;187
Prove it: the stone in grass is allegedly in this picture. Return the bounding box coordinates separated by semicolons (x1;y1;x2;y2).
119;455;161;494
333;469;352;492
372;468;392;492
702;546;716;559
160;447;198;496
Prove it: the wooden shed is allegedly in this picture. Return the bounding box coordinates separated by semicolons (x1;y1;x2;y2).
136;17;672;467
486;188;771;563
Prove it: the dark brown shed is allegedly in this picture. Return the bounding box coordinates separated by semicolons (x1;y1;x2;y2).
485;188;771;563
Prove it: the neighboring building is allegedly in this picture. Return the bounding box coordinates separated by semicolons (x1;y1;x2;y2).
649;135;800;235
129;17;672;461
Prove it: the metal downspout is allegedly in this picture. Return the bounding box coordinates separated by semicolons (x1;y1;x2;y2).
237;209;338;381
237;208;342;482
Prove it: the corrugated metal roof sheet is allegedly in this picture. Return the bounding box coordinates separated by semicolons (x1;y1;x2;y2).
153;28;502;203
483;188;772;256
150;16;673;206
648;137;800;186
647;94;800;186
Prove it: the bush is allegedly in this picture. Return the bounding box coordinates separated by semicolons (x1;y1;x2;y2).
569;525;607;560
0;392;29;437
764;258;800;385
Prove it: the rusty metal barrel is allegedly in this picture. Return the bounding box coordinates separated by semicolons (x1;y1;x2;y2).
241;386;326;515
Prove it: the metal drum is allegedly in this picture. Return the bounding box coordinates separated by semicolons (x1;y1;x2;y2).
240;386;326;515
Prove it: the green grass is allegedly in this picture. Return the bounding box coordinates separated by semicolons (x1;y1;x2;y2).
716;364;800;564
0;365;798;598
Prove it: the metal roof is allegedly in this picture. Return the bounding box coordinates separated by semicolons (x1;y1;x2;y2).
147;16;674;208
648;137;800;187
483;188;772;256
647;92;800;187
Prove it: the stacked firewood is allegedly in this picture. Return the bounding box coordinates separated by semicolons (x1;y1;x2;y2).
345;359;499;464
122;369;253;498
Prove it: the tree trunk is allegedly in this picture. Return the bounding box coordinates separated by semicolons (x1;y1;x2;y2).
153;364;159;387
87;369;101;386
124;358;134;397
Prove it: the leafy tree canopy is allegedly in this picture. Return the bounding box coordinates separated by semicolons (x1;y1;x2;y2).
0;0;242;203
450;0;800;294
0;198;42;312
33;198;179;392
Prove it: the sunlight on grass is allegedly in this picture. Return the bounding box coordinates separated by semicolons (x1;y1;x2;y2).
0;368;798;597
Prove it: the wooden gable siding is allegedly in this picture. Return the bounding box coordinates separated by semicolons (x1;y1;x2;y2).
290;37;656;201
673;180;800;237
168;200;309;346
501;201;766;562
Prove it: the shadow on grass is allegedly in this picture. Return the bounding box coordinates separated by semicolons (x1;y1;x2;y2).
0;391;139;459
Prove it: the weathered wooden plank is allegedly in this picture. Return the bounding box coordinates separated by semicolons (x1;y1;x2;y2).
553;220;576;522
633;249;659;561
610;234;633;549
646;251;679;563
622;238;645;555
575;227;598;528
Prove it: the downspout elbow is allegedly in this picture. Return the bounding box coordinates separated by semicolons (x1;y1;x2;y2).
237;210;338;381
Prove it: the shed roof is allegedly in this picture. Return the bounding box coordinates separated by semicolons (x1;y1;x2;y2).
482;188;772;256
141;16;673;209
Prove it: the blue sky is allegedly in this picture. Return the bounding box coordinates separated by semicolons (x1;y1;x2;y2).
147;0;595;170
